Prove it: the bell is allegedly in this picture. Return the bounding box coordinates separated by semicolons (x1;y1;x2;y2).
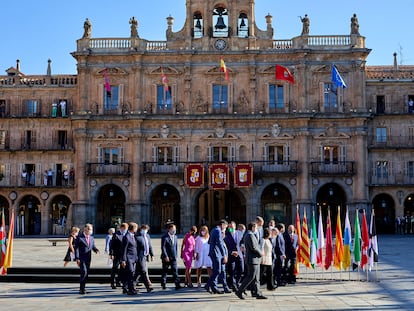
240;18;246;28
215;16;226;29
195;18;202;29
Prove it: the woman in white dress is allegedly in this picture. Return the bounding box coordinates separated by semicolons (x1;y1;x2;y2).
193;225;212;288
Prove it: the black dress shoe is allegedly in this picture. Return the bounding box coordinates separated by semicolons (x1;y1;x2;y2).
111;284;117;289
205;287;213;294
79;289;86;295
235;291;245;300
223;288;232;293
256;295;268;299
116;282;122;287
175;284;183;290
127;290;137;295
147;287;154;293
122;288;128;294
161;283;166;290
212;288;224;294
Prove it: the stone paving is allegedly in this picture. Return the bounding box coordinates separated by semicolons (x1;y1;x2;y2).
0;234;413;310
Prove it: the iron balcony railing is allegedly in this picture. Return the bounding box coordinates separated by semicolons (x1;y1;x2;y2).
86;163;131;177
310;161;355;176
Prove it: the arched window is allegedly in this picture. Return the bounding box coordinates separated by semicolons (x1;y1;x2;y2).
213;7;228;37
238;13;248;37
193;12;203;38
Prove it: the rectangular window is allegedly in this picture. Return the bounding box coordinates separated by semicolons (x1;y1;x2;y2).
25;130;32;149
323;83;338;112
26;100;38;117
323;146;339;164
376;161;388;178
157;85;172;112
0;99;6;117
104;148;119;164
408;161;414;178
157;146;173;165
212;146;228;162
268;146;284;164
103;85;119;113
0;130;6;150
376;95;385;114
269;84;284;111
213;84;228;113
58;131;67;150
376;127;387;143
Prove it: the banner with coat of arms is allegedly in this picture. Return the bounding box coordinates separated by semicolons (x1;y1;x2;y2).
184;164;204;188
208;163;230;190
233;163;253;188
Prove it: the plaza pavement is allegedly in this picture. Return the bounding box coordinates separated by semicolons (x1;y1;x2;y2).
0;234;413;310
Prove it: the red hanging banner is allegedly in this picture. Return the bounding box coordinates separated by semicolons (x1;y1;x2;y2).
208;163;230;190
233;163;253;188
184;164;204;188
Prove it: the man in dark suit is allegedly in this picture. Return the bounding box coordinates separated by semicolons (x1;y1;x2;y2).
134;225;154;292
134;224;154;288
283;224;298;284
224;221;242;292
109;222;128;289
273;225;286;287
75;223;99;295
235;222;267;300
121;222;139;295
205;219;228;294
160;223;182;290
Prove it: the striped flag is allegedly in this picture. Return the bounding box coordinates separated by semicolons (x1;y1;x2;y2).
220;57;229;81
310;210;318;268
334;206;344;270
294;205;302;275
300;210;311;268
324;209;333;270
353;210;361;266
342;207;352;270
316;208;325;268
0;209;14;275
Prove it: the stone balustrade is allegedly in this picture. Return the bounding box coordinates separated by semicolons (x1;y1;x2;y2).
0;75;77;87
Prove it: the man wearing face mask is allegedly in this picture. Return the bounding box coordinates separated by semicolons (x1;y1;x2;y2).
160;224;182;290
75;223;100;295
224;221;242;292
109;222;128;290
134;224;154;292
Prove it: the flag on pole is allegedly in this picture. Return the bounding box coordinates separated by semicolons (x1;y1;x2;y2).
220;57;229;81
0;209;6;270
368;209;379;270
294;205;302;275
161;68;169;92
324;208;333;270
275;65;295;84
103;68;111;97
316;207;325;268
332;65;347;89
310;210;318;268
0;209;14;275
361;210;369;270
353;210;361;267
334;206;344;270
342;207;352;270
300;210;311;268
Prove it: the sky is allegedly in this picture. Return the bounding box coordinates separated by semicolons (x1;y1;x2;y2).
1;0;413;75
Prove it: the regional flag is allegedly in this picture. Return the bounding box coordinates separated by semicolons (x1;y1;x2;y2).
310;210;318;268
300;210;311;268
316;208;325;268
0;209;6;269
332;65;347;89
103;68;111;97
220;57;229;81
334;206;344;270
368;209;379;270
161;68;169;92
275;65;295;84
294;205;302;275
361;210;369;270
353;210;361;265
343;208;352;270
0;209;14;275
324;209;333;270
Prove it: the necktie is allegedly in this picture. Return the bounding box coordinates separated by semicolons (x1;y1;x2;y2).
86;235;90;247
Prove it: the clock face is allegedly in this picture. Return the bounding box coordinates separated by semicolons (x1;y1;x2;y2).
214;39;227;50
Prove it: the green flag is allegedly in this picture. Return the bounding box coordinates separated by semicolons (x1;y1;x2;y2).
353;210;361;264
310;210;318;268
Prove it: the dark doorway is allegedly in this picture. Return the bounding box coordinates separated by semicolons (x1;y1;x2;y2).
316;183;347;233
18;196;41;235
151;185;181;233
97;184;125;234
261;184;292;224
373;194;395;234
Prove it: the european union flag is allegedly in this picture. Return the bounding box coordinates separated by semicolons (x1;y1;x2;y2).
332;65;347;89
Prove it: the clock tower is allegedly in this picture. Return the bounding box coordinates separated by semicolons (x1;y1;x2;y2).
166;0;274;51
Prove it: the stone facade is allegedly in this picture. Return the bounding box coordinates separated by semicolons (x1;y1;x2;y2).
1;0;413;235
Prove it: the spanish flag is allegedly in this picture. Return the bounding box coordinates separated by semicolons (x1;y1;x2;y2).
161;68;169;92
220;57;229;81
0;209;14;275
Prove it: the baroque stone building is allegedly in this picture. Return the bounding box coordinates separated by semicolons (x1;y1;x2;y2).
1;0;414;235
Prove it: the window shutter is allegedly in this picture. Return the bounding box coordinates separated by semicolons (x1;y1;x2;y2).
340;145;346;162
174;146;179;163
318;145;324;161
208;146;213;162
5;163;10;184
119;146;125;163
230;145;235;163
152;146;158;162
263;144;268;162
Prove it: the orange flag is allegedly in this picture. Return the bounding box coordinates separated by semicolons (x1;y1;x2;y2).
334;206;344;270
300;210;311;268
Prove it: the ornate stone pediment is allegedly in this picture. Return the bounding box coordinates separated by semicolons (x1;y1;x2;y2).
93;133;128;141
206;66;233;75
149;66;181;75
96;67;128;75
314;125;351;139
